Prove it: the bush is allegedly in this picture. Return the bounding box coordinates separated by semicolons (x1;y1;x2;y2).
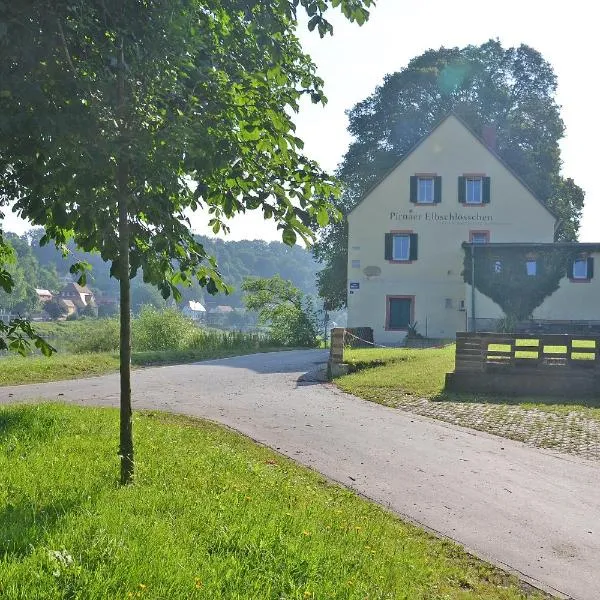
132;306;195;351
70;318;120;353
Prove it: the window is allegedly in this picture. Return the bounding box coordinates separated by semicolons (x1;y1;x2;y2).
465;177;482;204
494;260;502;273
384;233;418;262
568;256;594;281
572;259;588;280
458;176;491;204
445;298;453;309
393;235;410;261
387;296;413;330
410;176;441;204
417;177;434;203
351;259;361;269
526;260;537;276
469;231;490;244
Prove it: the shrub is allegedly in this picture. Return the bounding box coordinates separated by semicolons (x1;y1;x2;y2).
132;306;195;351
70;318;120;353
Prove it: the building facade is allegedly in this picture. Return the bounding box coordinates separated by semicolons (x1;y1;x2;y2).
346;114;599;342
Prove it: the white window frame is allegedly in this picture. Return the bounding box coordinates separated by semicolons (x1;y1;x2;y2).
417;177;435;204
572;259;588;280
392;234;411;261
526;260;537;276
465;177;483;205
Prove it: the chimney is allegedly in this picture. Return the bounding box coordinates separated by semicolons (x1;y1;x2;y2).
482;124;497;151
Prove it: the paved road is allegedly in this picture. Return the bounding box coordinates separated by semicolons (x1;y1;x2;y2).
1;349;598;599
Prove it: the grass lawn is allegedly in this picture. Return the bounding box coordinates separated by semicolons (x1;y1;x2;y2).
0;347;291;387
0;403;547;599
336;346;600;459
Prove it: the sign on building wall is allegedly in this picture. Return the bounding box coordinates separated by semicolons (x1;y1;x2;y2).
390;210;493;224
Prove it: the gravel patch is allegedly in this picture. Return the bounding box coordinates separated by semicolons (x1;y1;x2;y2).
380;393;600;460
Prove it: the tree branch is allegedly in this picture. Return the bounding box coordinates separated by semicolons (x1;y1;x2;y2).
56;19;76;74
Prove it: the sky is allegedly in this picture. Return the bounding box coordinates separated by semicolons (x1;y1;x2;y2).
3;0;598;242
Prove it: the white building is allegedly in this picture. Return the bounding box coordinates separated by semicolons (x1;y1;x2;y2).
346;114;600;343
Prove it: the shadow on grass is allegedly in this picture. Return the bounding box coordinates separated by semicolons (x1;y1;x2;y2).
0;406;61;445
433;389;600;409
0;498;83;558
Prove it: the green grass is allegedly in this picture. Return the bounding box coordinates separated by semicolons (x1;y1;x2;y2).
338;345;456;399
336;345;600;421
0;403;546;599
0;346;291;387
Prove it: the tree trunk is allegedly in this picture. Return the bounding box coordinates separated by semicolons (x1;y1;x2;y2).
117;43;133;485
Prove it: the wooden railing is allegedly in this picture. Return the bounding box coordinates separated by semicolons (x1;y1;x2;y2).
455;332;600;373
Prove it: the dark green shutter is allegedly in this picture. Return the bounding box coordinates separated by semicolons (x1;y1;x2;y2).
409;234;418;261
567;260;574;279
458;176;466;203
409;176;417;203
588;257;594;279
434;176;442;204
384;233;393;260
482;177;491;204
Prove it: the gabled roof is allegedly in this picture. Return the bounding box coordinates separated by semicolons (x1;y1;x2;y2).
348;112;558;221
62;281;92;294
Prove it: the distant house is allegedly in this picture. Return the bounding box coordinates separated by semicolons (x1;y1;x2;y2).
182;300;206;322
35;289;53;303
59;282;96;310
58;298;77;318
212;305;234;314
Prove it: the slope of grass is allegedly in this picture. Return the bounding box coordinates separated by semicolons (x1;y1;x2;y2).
0;403;547;599
0;346;292;387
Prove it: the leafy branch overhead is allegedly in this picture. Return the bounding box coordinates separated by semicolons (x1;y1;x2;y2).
0;0;374;481
0;0;374;301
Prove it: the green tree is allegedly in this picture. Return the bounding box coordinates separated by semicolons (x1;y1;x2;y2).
242;275;318;346
313;40;585;309
0;231;54;355
0;0;373;484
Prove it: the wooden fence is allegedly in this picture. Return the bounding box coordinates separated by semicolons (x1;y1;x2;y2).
455;332;600;373
447;332;600;397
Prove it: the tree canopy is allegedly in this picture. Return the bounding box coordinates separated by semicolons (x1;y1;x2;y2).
313;40;585;309
242;275;318;346
0;0;374;483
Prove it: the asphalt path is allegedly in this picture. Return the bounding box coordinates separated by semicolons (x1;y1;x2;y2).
1;349;598;599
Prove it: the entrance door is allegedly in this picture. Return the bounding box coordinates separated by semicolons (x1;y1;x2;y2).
387;296;413;330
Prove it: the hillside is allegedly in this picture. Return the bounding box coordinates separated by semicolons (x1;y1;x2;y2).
0;229;319;312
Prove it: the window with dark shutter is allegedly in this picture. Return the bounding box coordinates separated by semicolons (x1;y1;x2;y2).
458;176;466;203
434;176;442;203
385;233;418;262
409;176;418;203
482;177;491;203
409;234;418;260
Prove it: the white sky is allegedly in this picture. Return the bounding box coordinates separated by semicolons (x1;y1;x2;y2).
3;0;598;242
